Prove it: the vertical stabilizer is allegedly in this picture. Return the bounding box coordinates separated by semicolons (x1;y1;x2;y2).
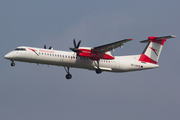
139;35;176;64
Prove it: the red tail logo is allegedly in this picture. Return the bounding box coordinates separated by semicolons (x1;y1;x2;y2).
149;47;158;56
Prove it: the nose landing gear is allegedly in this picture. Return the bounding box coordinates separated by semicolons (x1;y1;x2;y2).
64;67;72;79
11;60;15;66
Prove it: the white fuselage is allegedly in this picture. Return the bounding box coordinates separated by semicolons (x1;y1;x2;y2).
4;46;159;73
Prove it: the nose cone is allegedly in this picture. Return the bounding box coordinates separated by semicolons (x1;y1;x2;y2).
4;52;14;59
4;53;10;59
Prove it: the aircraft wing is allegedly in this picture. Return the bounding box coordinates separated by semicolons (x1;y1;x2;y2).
91;38;132;52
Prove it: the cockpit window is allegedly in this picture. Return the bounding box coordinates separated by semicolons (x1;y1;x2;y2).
15;48;20;51
14;48;26;51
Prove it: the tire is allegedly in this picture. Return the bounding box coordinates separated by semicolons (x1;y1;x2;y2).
66;74;72;79
11;62;15;66
96;69;102;74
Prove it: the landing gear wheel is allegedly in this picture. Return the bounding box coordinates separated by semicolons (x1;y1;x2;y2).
64;67;72;79
95;60;102;74
96;68;102;74
66;74;72;79
11;62;15;66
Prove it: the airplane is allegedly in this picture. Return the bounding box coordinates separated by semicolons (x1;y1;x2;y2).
4;35;176;79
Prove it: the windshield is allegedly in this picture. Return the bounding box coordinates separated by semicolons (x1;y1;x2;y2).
14;48;26;51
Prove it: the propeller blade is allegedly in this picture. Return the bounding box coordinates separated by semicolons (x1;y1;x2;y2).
69;48;81;53
73;38;77;48
69;48;74;51
69;48;77;52
44;45;46;49
76;40;81;48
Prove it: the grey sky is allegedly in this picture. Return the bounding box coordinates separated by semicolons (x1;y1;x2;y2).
1;0;180;120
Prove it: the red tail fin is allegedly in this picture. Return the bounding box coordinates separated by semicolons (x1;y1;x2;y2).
139;35;176;64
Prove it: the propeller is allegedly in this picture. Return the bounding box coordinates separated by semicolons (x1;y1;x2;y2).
49;46;52;49
44;45;53;50
69;38;81;53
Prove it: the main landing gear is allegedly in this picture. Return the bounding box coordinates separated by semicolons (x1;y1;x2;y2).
64;67;72;79
96;68;102;74
95;60;102;74
11;60;15;66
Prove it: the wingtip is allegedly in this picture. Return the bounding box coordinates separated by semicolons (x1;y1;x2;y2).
171;35;177;38
140;40;149;43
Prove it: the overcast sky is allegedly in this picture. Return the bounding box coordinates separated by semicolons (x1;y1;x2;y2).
1;0;180;120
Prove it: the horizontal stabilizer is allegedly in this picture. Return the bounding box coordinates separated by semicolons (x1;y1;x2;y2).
140;35;177;43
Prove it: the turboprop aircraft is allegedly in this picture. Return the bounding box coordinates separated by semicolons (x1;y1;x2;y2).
4;35;176;79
